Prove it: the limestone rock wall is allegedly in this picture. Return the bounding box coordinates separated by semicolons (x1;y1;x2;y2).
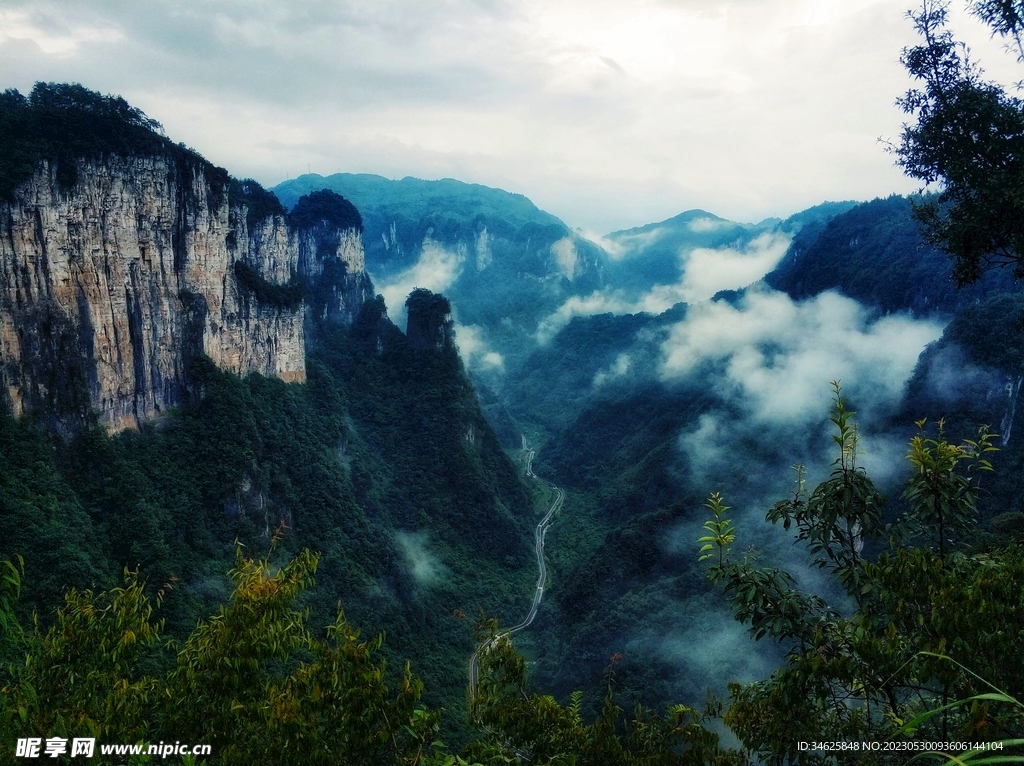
298;224;375;326
0;155;368;431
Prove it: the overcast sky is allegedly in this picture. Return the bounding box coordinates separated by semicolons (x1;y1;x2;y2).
1;0;1020;232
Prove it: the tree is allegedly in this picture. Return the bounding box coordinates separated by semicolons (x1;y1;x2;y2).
699;389;1024;765
0;548;456;766
895;0;1024;284
466;616;740;766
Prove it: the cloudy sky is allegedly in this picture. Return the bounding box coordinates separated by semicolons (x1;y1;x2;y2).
1;0;1019;232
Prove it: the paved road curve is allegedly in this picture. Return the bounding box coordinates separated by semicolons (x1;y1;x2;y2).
469;441;563;698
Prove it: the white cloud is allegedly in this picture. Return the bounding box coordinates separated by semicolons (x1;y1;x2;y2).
678;231;791;303
678;412;729;483
606;226;665;257
535;290;636;343
657;618;776;685
536;231;792;342
688;216;728;233
575;228;625;258
550;236;578;279
660;287;945;425
376;237;464;324
476;227;492;271
9;1;1018;232
455;323;505;371
593;353;632;387
0;8;122;57
395;531;444;586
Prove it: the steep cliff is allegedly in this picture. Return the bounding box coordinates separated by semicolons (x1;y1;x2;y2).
0;86;370;431
405;288;455;352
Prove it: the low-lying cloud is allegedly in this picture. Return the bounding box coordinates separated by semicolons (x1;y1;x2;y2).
535;232;792;342
455;323;505;372
376;238;464;325
593;353;632;387
395;531;445;587
678;231;790;303
687;216;729;233
661;288;944;425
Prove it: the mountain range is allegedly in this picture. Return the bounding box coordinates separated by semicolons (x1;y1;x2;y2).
2;84;1023;750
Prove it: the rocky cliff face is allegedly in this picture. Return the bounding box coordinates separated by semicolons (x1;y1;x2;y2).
0;155;370;431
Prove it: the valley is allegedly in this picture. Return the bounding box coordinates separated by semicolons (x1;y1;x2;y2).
270;171;1024;723
1;83;1023;764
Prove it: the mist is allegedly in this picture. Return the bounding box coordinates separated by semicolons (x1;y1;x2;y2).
660;287;944;425
536;230;793;342
455;323;505;372
375;238;465;326
395;531;446;588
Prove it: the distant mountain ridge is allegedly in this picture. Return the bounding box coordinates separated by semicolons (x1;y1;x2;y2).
766;195;1017;314
273;173;609;387
274;173;568;277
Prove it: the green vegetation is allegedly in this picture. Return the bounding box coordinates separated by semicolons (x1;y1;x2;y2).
228;178;288;228
0;549;451;765
272;172;606;379
765;195;1017;314
467;616;740;766
507;310;682;433
10;378;1019;765
0;83;228;202
900;290;1024;518
289;188;363;232
895;0;1024;285
273;174;562;245
699;387;1024;764
0;306;537;743
520;382;723;719
406;288;455;350
0;546;744;766
232;261;304;310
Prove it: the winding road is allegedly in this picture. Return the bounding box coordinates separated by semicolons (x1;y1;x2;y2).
468;439;564;698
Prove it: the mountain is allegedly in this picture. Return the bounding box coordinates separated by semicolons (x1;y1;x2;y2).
766;195;1017;314
273;174;608;384
6;82;1022;757
0;88;372;432
0;84;537;741
602;209;773;291
506;193;1024;720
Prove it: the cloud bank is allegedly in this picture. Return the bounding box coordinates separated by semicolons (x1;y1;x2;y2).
660;288;944;424
536;231;792;342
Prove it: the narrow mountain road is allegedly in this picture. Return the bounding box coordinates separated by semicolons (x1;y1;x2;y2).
469;441;563;698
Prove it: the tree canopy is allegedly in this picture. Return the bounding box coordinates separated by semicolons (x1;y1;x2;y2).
290;189;363;233
699;386;1023;765
896;0;1024;284
0;82;227;202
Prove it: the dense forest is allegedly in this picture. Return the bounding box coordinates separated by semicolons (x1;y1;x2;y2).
5;5;1024;758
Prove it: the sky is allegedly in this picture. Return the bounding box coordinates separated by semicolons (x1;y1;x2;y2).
1;0;1021;232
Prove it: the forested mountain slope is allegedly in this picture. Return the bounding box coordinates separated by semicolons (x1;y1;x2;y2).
0;85;538;738
517;193;1024;724
766;195;1017;313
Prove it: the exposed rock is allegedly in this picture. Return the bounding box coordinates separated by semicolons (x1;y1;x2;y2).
0;156;369;431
